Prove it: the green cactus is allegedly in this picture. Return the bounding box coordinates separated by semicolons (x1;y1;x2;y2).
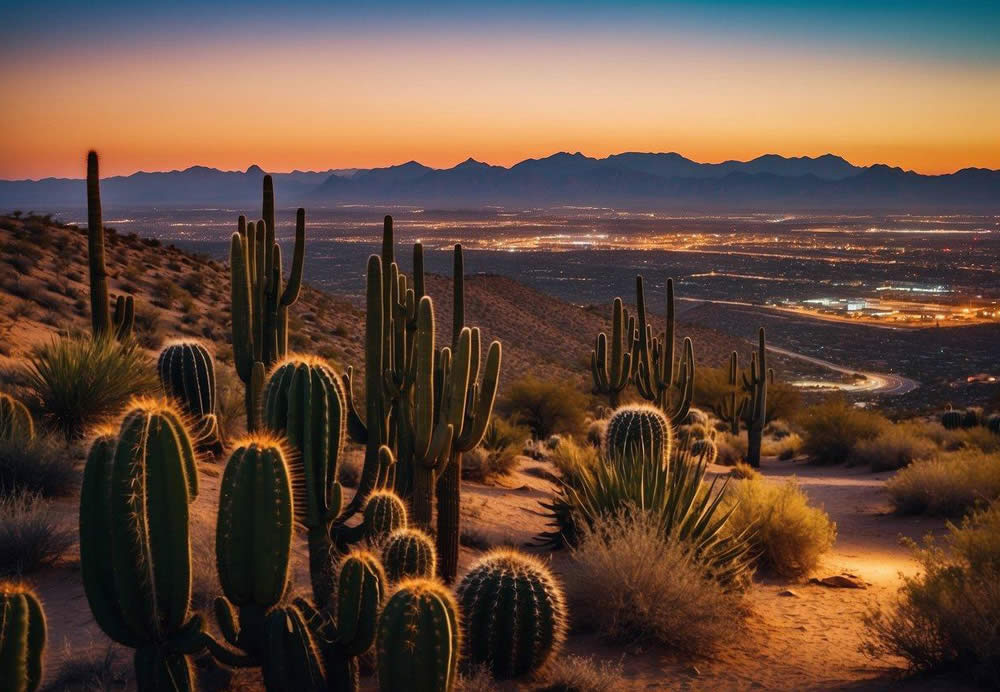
691;435;719;465
941;409;963;430
603;404;673;466
962;406;984;429
262;605;326;692
263;356;348;607
632;277;694;425
79;399;208;691
436;244;502;584
361;489;408;542
719;352;744;435
0;392;34;442
742;328;769;468
376;578;460;692
0;582;46;692
230;177;305;430
381;528;437;582
457;549;567;680
214;437;294;661
86;151;133;341
987;413;1000;435
157;341;221;451
591;297;635;407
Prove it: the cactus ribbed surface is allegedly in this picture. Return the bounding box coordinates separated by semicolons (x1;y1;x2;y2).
230;177;306;430
262;605;326;692
742;329;769;468
691;437;718;465
0;583;46;692
79;399;203;691
633;277;694;425
0;392;34;442
377;578;460;692
157;341;220;450
381;528;436;582
86;151;133;341
941;409;963;430
590;297;635;407
603;404;672;466
456;549;567;680
362;490;408;542
962;407;983;429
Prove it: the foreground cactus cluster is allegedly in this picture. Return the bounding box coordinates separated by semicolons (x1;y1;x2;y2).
0;583;46;692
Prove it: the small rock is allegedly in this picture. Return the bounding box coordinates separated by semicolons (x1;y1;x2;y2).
778;589;801;597
810;574;867;589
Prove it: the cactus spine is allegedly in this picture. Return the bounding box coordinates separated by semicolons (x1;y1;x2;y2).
457;549;567;680
377;578;460;692
79;400;206;691
603;404;673;466
0;583;46;692
230;178;305;430
86;151;133;341
0;392;34;442
591;297;636;407
633;277;694;425
157;341;221;452
742;328;768;468
381;528;437;582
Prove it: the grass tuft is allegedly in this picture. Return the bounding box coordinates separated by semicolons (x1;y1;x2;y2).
0;489;73;575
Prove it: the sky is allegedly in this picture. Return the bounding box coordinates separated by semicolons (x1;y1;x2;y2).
1;1;999;179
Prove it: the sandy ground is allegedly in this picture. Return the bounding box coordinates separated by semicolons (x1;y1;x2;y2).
33;453;973;691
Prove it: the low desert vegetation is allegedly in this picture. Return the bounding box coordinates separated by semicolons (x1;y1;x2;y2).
849;424;938;471
547;436;600;482
463;416;529;481
500;376;589;439
761;431;803;460
798;397;888;464
533;655;626;692
724;477;837;577
24;334;156;441
0;436;78;497
886;449;1000;517
566;509;750;654
863;501;1000;687
0;489;73;575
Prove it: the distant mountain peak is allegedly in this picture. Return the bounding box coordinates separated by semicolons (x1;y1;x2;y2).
245;164;265;175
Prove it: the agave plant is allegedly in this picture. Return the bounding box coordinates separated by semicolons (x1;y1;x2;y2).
538;438;755;586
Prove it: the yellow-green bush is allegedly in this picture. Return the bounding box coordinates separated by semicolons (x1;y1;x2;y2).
724;477;836;577
499;376;589;439
887;450;1000;517
850;425;938;471
548;436;600;483
798;398;888;464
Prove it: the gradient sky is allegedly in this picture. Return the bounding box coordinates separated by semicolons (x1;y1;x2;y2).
2;1;999;179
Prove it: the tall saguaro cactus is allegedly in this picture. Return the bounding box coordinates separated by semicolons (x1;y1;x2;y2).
230;177;305;430
591;297;635;407
719;351;744;435
86;151;133;341
633;277;694;425
742;328;769;468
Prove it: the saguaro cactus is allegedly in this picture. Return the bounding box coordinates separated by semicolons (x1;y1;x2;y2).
603;404;673;466
157;341;221;451
79;400;205;691
633;277;694;425
0;392;34;442
230;177;305;430
457;549;567;680
742;328;768;469
0;583;46;692
381;528;437;582
591;297;635;407
436;244;502;584
86;151;133;341
376;578;460;692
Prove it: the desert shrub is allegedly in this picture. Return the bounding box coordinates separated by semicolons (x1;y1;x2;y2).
850;425;938;471
462;444;520;482
548;436;600;483
761;431;803;460
43;644;129;692
862;502;1000;686
798;398;888;464
723;477;836;577
534;655;625;692
566;509;749;653
887;450;1000;517
24;335;157;441
481;416;530;451
585;418;607;448
500;376;588;439
0;490;74;575
0;436;78;497
715;430;747;465
728;461;760;480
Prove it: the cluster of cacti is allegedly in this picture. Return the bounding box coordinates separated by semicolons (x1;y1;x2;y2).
86;151;133;341
79;399;207;690
381;528;437;582
940;408;963;429
0;582;46;692
602;403;673;466
589;276;694;423
157;341;222;451
940;406;989;430
720;328;771;468
376;578;460;692
230;176;305;430
456;550;567;680
0;392;34;442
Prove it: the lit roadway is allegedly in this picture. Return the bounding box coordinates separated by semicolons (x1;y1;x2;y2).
765;344;920;396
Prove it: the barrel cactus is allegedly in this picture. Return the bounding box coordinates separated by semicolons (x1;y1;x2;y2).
691;437;718;465
362;489;408;542
79;399;204;691
214;437;294;660
456;549;567;680
962;407;984;429
941;409;963;430
377;578;460;692
157;341;221;449
0;392;34;442
381;528;437;582
0;582;46;692
603;404;672;465
988;414;1000;435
